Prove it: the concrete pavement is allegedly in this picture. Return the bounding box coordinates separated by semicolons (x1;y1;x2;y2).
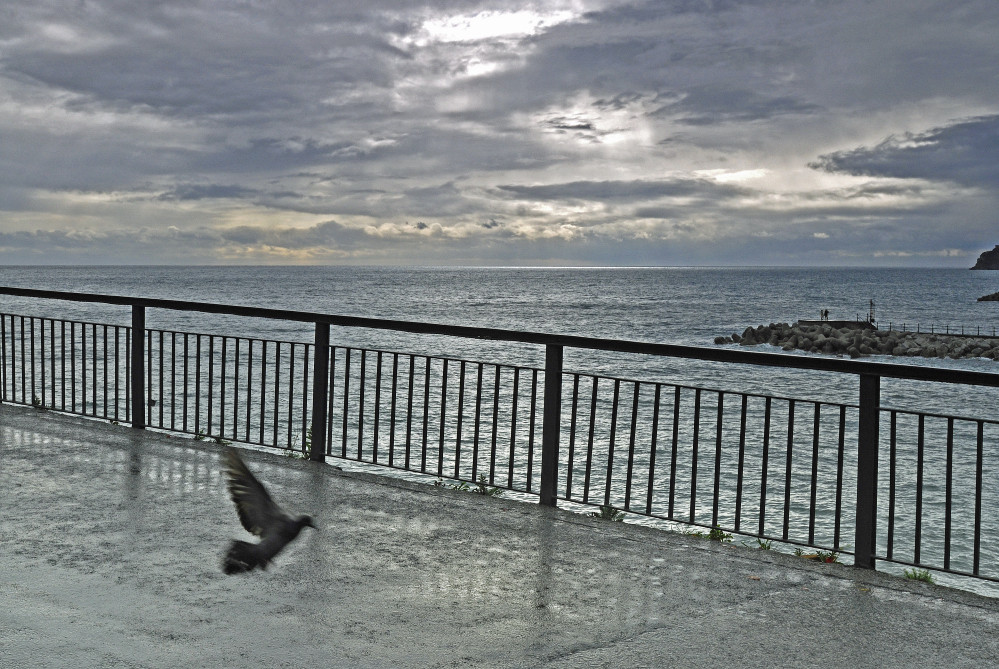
2;402;998;668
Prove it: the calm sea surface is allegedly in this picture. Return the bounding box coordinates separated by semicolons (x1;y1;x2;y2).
1;265;997;413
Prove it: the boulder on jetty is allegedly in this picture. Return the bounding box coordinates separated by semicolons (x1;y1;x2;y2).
714;321;999;360
979;291;999;302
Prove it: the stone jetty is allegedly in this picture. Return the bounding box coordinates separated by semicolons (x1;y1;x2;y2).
715;321;999;360
979;291;999;302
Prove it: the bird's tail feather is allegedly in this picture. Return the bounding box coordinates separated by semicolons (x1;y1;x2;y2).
223;540;267;574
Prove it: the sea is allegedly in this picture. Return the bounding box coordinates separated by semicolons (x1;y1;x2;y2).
2;265;999;594
1;265;997;414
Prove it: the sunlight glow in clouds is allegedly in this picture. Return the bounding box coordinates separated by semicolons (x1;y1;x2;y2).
417;9;580;44
0;1;996;266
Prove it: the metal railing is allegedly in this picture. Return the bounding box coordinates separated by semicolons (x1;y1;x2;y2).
883;322;999;338
2;286;999;586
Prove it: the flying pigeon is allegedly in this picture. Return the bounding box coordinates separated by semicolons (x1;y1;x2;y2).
221;447;316;574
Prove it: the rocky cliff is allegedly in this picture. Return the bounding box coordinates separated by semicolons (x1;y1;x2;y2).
971;245;999;269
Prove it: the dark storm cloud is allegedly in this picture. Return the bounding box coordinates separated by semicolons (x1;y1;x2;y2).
810;115;999;188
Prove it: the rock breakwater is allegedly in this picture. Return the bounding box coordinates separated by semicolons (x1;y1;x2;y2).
715;321;999;361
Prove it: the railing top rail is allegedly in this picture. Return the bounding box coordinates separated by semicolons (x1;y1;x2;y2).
3;285;999;388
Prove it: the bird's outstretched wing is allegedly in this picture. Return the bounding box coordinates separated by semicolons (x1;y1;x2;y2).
222;447;290;537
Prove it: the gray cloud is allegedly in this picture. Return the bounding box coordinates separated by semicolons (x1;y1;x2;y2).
0;0;997;266
810;115;999;188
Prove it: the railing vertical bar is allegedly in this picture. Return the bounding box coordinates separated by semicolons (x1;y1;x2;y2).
114;326;121;420
854;373;880;569
91;323;97;416
156;329;163;426
271;341;281;447
689;387;701;523
834;405;846;548
68;320;73;411
359;349;367;459
300;343;310;452
421;356;431;474
60;321;66;410
287;342;296;450
604;378;621;508
668;385;681;519
782;399;795;542
182;333;189;432
29;317;35;407
808;403;821;545
220;337;228;439
439;357;449;478
341;348;351;458
389;352;398;467
81;320;88;414
169;331;176;430
374;350;383;464
539;344;563;507
887;410;897;560
405;353;414;470
624;381;640;511
326;345;337;456
245;339;253;442
914;414;925;564
20;316;27;404
130;306;145;430
454;360;466;480
232;337;240;439
489;364;501;485
566;374;580;500
734;394;748;531
758;396;772;537
259;340;267;445
309;322;330;462
471;362;483;481
973;420;984;575
583;376;598;504
194;334;202;437
645;383;662;516
526;368;538;493
711;391;724;527
207;335;215;437
944;417;954;571
525;369;538;492
507;366;519;488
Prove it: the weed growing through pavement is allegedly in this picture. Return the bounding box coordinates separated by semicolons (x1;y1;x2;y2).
904;568;935;584
589;505;625;522
434;475;505;497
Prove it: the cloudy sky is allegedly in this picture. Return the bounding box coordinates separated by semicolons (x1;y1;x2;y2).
1;0;997;266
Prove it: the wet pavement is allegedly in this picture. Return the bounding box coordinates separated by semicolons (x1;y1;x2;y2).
3;402;999;668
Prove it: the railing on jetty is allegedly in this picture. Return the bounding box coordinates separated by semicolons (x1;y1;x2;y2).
2;287;999;587
883;322;999;338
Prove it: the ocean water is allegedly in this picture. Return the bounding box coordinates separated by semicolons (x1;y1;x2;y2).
2;265;999;594
1;265;997;413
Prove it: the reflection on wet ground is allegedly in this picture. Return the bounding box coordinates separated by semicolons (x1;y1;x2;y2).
3;403;998;668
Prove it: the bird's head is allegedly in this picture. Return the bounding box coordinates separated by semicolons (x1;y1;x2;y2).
299;515;317;530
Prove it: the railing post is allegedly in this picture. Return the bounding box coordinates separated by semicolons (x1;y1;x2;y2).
539;344;563;507
309;322;330;462
854;373;880;569
130;305;145;430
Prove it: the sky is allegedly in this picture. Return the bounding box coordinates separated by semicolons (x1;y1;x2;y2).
0;0;997;266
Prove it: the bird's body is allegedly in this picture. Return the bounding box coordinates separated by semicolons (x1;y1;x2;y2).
221;447;315;574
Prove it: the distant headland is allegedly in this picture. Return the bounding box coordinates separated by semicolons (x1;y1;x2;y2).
971;245;999;269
